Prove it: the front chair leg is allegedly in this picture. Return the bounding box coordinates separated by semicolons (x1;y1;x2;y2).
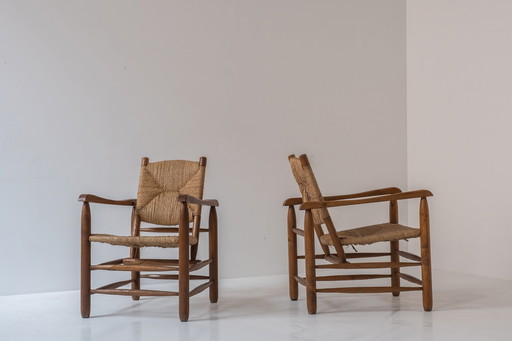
390;241;400;297
287;206;298;301
179;202;190;322
80;202;91;318
304;209;317;314
130;247;140;301
130;209;141;300
209;206;218;303
420;197;433;311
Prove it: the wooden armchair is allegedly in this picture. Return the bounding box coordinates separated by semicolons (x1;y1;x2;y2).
79;157;218;322
284;154;432;314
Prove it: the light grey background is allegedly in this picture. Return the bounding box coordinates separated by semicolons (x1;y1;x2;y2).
407;0;512;280
0;1;407;295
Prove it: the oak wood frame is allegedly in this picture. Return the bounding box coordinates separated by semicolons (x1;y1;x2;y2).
79;157;218;322
285;155;433;314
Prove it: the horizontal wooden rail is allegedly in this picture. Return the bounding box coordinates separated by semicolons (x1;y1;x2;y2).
97;258;123;266
297;254;327;260
91;264;179;272
345;252;391;259
140;274;209;280
294;275;306;286
292;228;304;236
316;286;422;294
91;289;179;296
398;251;422;262
316;261;421;270
139;227;210;233
316;274;392;281
189;259;213;272
398;272;422;285
122;258;201;266
95;279;133;290
189;282;213;297
297;253;391;261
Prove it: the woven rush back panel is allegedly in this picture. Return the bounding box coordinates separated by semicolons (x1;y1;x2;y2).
288;155;329;225
136;159;206;225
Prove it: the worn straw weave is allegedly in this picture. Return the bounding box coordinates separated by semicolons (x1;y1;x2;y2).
90;234;198;248
136;160;205;226
319;223;420;246
288;156;329;225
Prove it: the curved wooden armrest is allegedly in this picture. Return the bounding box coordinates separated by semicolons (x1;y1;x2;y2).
178;194;219;207
323;187;403;201
78;194;136;206
300;190;433;210
283;197;303;206
283;187;403;206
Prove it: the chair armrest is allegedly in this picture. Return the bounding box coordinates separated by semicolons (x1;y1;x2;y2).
283;187;403;206
300;190;433;210
283;197;303;206
323;187;403;201
178;194;219;207
78;194;136;206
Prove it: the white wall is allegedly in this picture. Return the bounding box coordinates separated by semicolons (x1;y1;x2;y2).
407;1;512;280
0;0;407;295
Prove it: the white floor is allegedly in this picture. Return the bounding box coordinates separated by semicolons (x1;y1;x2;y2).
2;269;512;341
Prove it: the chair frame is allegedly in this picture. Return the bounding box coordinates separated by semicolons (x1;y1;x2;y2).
79;157;218;322
284;154;433;314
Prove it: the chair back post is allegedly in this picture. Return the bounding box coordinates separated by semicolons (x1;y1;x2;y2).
190;156;207;260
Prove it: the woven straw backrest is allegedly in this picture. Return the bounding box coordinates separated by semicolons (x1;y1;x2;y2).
288;154;329;225
136;157;206;225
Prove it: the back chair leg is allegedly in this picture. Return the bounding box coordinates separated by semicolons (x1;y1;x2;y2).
420;198;433;311
390;240;400;296
80;202;91;318
389;200;400;296
287;206;298;301
209;207;218;303
304;210;317;314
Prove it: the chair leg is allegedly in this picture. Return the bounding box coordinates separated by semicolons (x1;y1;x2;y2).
420;198;433;311
179;203;190;322
131;274;140;300
287;206;298;301
179;255;190;322
130;247;141;300
390;240;400;297
389;200;400;296
80;202;91;318
130;211;141;300
209;207;218;303
304;210;317;314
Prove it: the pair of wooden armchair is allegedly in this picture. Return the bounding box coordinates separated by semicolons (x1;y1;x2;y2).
79;154;432;322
